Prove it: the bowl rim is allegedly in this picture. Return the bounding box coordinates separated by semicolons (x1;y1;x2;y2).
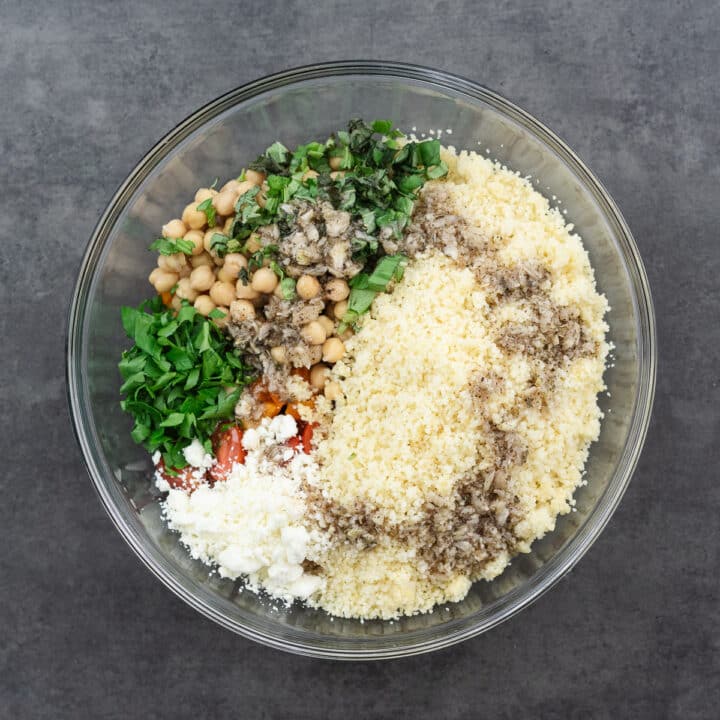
66;60;656;660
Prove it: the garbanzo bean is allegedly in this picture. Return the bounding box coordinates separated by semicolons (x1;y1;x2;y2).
245;233;262;253
209;280;235;307
222;216;235;235
194;294;216;316
255;190;267;208
236;179;254;196
310;363;330;390
175;277;198;302
221;179;241;194
223;253;248;277
190;251;214;268
296;274;321;300
270;345;287;364
245;169;265;185
203;228;225;253
325;278;350;302
230;299;255;322
182;202;207;230
212;189;236;217
322;337;345;363
194;187;217;203
170;295;183;311
251;267;278;294
162;218;186;239
301;321;327;346
148;268;179;293
302;169;319;181
184;229;205;256
235;279;259;300
316;315;335;336
329;155;343;171
213;306;230;328
189;264;215;292
158;252;187;274
332;300;348;320
324;381;342;401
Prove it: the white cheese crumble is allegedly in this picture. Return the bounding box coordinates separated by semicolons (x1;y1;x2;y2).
157;415;328;604
182;438;214;469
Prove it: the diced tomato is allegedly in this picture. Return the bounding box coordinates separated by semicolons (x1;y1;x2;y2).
160;291;173;307
210;425;245;482
290;367;311;383
262;399;284;418
301;423;315;454
287;436;301;451
155;458;205;492
284;403;301;421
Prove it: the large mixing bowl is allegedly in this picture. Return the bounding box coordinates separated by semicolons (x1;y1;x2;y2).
67;61;656;659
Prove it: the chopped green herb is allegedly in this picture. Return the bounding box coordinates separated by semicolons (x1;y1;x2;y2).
280;277;296;300
149;237;195;255
118;297;254;470
196;197;216;227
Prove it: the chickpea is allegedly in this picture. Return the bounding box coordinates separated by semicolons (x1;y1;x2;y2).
209;280;236;307
170;295;183;311
310;363;330;390
184;229;205;256
340;327;354;342
324;381;342;401
325;278;350;302
213;189;236;216
189;264;215;292
190;251;214;268
178;264;191;279
251;267;278;294
149;268;179;293
230;299;256;322
158;252;187;274
195;187;217;203
255;190;267;208
301;321;327;346
329;155;344;171
221;179;241;194
322;337;346;363
236;179;255;196
302;169;319;181
296;274;321;300
245;234;262;254
175;277;198;302
270;345;287;364
203;228;224;253
333;300;349;321
245;169;265;185
182;202;207;230
162;218;186;239
223;253;248;278
329;170;345;180
222;216;235;235
194;294;216;316
317;315;335;336
213;306;230;328
235;279;260;300
217;266;234;283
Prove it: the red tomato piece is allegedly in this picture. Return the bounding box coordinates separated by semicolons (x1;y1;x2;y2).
210;425;245;482
155;459;205;492
301;423;315;454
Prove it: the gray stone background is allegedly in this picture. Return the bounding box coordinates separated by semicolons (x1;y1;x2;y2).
1;0;718;718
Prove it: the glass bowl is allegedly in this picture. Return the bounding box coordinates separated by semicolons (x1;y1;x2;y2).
67;61;656;659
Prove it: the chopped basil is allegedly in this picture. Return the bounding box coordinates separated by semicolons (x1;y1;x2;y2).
196;197;216;227
149;237;195;255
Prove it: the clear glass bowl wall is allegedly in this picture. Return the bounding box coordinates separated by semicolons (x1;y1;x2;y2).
67;62;655;659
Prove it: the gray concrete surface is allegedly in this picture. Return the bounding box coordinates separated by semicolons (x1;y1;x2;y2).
1;1;718;718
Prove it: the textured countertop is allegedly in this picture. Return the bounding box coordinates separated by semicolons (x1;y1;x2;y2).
2;2;718;718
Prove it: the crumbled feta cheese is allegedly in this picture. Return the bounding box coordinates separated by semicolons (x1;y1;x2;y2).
183;438;214;469
160;415;327;604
